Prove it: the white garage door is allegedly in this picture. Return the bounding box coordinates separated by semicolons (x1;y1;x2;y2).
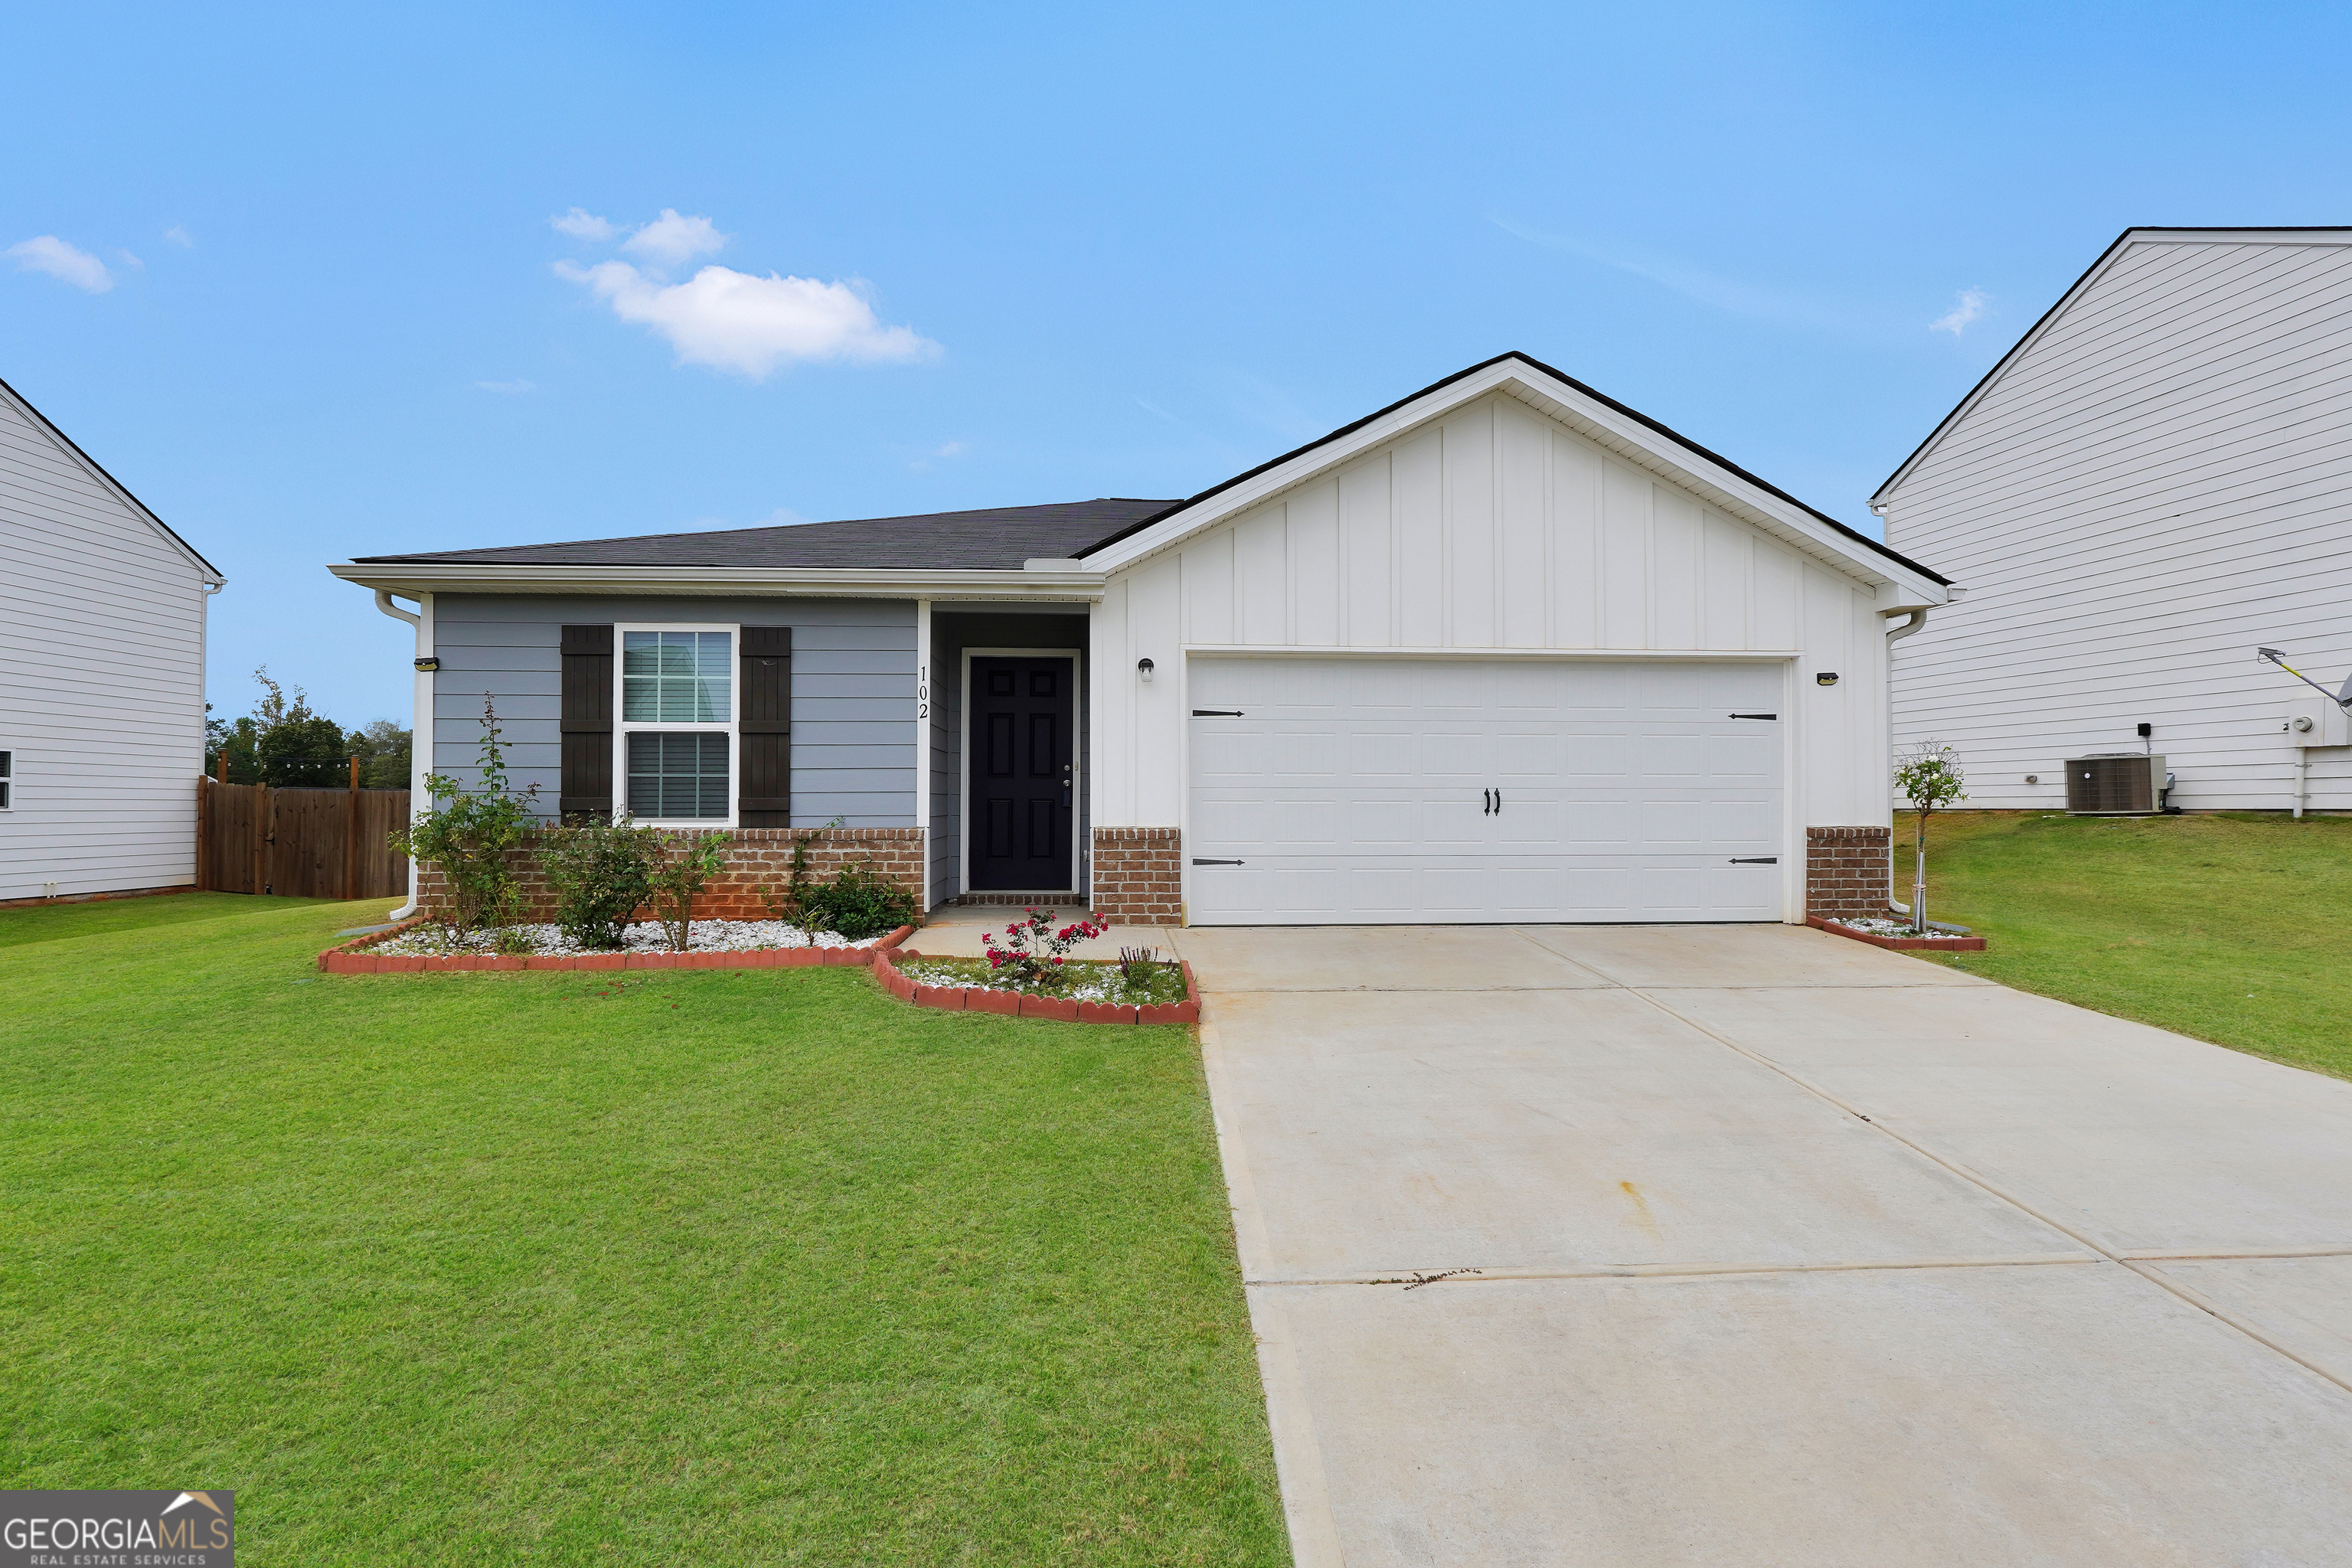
1185;658;1785;925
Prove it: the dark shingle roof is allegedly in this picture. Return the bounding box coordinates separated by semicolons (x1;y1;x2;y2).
352;498;1178;570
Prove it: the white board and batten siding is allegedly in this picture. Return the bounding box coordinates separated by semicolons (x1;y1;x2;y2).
1091;390;1896;922
1881;230;2352;812
0;381;220;902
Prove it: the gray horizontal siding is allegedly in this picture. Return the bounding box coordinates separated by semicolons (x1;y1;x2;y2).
0;387;210;900
429;595;916;826
1885;236;2352;812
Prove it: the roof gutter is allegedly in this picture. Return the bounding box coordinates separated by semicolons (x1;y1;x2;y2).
328;561;1108;601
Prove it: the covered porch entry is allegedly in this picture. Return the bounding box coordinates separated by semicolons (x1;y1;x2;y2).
923;606;1089;907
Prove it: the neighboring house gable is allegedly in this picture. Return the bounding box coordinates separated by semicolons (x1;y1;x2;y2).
0;375;222;900
1876;228;2352;811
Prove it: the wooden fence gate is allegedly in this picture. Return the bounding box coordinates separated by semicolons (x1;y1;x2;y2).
197;779;411;899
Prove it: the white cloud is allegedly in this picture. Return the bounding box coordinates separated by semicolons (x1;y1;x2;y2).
1931;287;1989;336
475;378;537;394
551;207;616;241
117;250;145;270
1493;216;1858;332
163;225;194;247
557;258;939;377
753;506;812;528
5;235;113;292
622;209;726;267
910;439;969;471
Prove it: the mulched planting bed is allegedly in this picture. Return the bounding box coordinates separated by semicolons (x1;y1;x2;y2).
896;956;1191;1008
877;950;1200;1025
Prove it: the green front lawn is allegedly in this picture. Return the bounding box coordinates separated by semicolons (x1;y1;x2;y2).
0;894;1288;1564
1909;810;2352;1080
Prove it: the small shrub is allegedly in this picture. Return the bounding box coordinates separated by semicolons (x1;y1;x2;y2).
645;831;733;952
982;908;1107;991
536;815;655;948
801;859;919;942
390;697;537;944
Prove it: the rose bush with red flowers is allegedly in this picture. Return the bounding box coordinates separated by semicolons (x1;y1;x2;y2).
982;907;1108;991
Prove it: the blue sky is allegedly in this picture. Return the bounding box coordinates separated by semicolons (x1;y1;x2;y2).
8;2;2350;726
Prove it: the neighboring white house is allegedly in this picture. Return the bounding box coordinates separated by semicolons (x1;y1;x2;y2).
0;374;224;902
1877;227;2352;812
337;353;1952;925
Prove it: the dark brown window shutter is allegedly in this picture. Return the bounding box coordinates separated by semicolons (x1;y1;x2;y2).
739;625;791;827
560;624;614;819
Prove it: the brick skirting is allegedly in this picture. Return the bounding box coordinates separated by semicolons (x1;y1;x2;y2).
1089;828;1181;924
1805;825;1892;923
416;826;925;921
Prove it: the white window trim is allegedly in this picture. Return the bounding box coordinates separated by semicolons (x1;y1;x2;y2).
613;622;740;828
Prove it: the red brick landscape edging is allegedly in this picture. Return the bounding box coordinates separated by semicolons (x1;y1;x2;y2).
318;921;916;973
1806;915;1987;952
871;947;1200;1026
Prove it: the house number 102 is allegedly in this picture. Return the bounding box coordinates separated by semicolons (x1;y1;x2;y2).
916;665;929;720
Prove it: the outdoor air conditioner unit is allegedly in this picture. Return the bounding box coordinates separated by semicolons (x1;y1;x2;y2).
2065;753;2167;815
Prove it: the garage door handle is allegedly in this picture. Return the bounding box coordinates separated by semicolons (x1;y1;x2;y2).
1191;858;1245;866
1729;712;1778;720
1191;708;1244;717
1730;857;1779;864
1482;788;1493;814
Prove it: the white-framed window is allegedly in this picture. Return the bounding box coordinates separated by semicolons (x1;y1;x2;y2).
615;625;737;825
0;750;11;811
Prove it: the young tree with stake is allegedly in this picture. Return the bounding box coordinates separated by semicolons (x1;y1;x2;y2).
1893;740;1967;934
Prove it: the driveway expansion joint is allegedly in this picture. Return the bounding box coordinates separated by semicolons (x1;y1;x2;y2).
1246;1252;2106;1287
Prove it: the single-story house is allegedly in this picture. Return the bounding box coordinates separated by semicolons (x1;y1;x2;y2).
1;373;224;904
332;352;1953;925
1878;227;2352;813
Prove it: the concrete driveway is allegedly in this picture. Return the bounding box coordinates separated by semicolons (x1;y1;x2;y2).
1164;922;2352;1567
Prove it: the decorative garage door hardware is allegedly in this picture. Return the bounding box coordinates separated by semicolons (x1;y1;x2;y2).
1192;857;1246;865
1482;789;1504;814
1730;857;1779;864
1191;708;1244;717
1730;712;1778;720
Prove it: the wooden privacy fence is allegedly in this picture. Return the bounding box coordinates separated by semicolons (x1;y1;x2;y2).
198;778;412;899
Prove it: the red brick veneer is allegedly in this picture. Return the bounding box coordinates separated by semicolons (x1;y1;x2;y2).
1805;825;1892;923
414;826;925;922
1089;828;1181;924
873;947;1200;1026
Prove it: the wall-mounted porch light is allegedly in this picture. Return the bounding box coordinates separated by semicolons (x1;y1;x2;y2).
1137;657;1155;681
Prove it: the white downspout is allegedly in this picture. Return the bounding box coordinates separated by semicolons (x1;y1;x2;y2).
1883;608;1929;917
373;589;431;917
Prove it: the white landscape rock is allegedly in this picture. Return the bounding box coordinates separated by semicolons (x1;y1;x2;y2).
371;919;883;958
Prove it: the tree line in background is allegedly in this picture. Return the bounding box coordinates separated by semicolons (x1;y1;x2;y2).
205;667;412;789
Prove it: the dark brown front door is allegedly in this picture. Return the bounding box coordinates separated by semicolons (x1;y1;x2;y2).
969;655;1074;890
